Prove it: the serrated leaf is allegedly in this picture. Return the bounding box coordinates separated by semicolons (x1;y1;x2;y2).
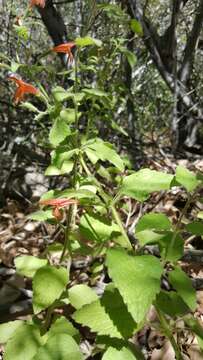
135;229;184;262
48;317;79;339
49;117;71;147
175;166;199;192
51;149;77;168
32;333;83;360
186;221;203;235
121;169;173;201
27;210;54;221
79;212;120;243
45;161;73;176
169;267;196;311
85;138;124;171
130;19;143;36
52;86;84;103
159;232;184;262
156;291;189;317
136;213;171;233
4;324;43;360
0;321;24;344
69;284;98;309
135;229;165;246
102;346;137;360
76;36;102;47
106;249;162;323
15;255;47;278
33;265;68;314
73;284;137;339
60;108;78;123
45;165;62;176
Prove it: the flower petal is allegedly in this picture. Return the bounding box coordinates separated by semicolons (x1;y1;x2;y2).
39;198;78;208
30;0;45;8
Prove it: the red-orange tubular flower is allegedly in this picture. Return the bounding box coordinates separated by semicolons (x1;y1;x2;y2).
8;76;39;104
30;0;45;8
39;198;78;221
52;42;76;64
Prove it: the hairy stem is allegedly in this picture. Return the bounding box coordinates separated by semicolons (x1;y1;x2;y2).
155;306;184;360
80;155;132;249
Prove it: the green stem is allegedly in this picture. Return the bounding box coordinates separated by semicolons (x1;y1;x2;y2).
59;205;73;263
155;306;183;360
166;193;193;261
41;305;53;335
110;204;132;249
80;155;132;249
60;53;80;264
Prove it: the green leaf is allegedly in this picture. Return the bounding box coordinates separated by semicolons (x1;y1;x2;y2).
60;108;78;123
52;87;84;103
15;255;48;278
125;51;137;68
51;149;77;168
169;267;196;311
130;19;143;36
135;229;166;246
136;213;171;232
32;334;83;360
175;166;199;192
121;169;173;201
48;317;79;339
49;117;71;147
4;324;43;360
186;221;203;235
135;212;171;246
159;232;184;262
33;265;68;314
27;209;54;221
98;4;126;19
106;248;162;323
0;321;24;344
20;102;39;113
79;212;120;243
102;346;137;360
85;138;124;171
45;161;74;176
69;284;98;309
76;36;102;47
184;315;203;339
156;291;190;317
121;49;137;68
13;25;29;40
73;284;137;339
45;165;62;176
197;211;203;219
136;229;184;261
83;88;108;98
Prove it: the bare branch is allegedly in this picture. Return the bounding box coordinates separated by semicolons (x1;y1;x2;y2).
179;0;203;83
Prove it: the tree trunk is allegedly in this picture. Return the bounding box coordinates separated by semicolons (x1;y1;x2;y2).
125;0;203;151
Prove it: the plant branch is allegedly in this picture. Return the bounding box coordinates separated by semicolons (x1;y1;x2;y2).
179;0;203;84
155;305;184;360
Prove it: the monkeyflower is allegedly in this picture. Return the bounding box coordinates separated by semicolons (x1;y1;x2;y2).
30;0;45;8
8;75;39;104
52;42;76;64
39;198;78;221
